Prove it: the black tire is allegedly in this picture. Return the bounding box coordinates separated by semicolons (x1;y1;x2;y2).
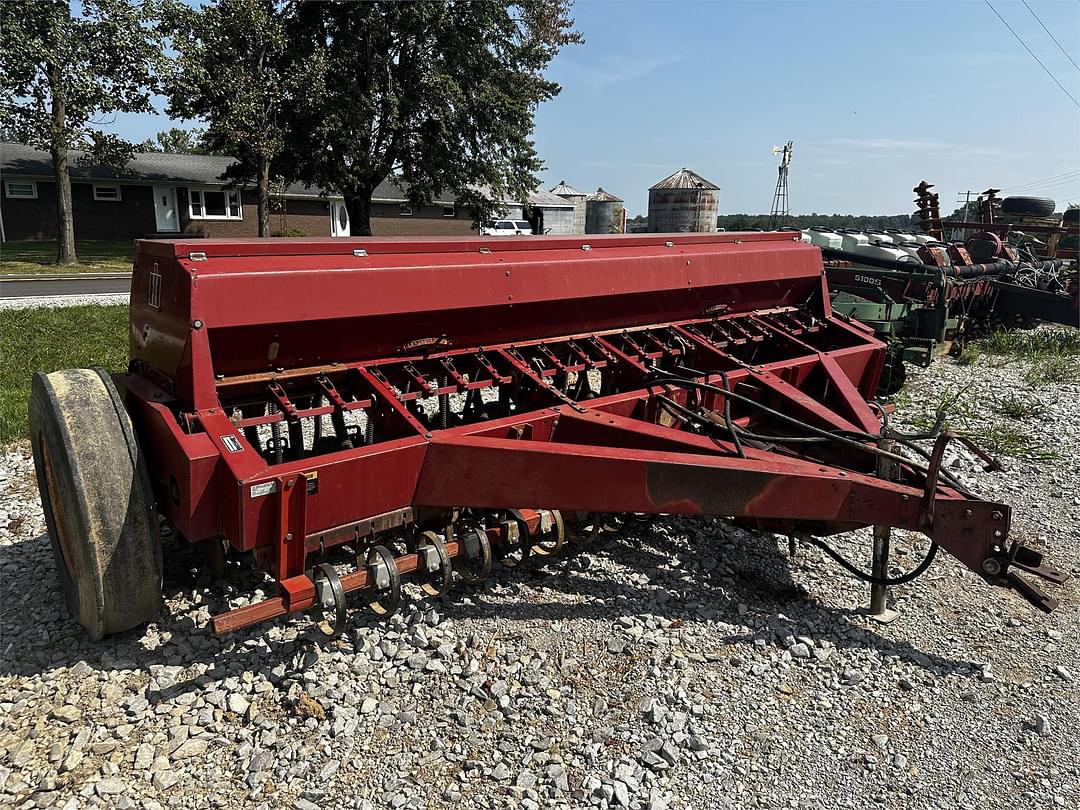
966;237;999;262
29;368;161;641
1000;196;1056;218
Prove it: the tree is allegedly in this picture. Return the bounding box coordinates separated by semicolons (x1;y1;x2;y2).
164;0;299;237
608;206;624;234
0;0;165;265
715;213;919;232
139;127;210;154
286;1;582;235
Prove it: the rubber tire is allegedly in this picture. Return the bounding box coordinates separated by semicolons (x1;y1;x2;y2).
29;368;162;641
1000;196;1056;218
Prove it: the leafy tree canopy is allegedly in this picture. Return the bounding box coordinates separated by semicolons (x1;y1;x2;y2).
162;0;304;235
139;127;213;154
717;213;919;232
0;0;165;166
284;0;582;234
0;0;166;264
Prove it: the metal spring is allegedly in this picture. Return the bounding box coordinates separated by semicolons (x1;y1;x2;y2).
438;376;450;430
268;401;283;464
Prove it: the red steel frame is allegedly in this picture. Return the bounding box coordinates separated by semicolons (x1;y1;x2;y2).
118;232;1060;633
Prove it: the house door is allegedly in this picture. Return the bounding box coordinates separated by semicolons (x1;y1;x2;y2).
153;186;179;232
330;202;350;236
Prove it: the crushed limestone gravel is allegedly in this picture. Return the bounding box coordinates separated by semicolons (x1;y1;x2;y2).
0;294;129;311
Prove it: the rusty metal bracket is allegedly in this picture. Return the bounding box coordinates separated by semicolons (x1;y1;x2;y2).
919;431;953;530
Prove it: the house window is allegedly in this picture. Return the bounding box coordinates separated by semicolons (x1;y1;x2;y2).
188;187;243;220
442;205;456;217
4;180;37;199
399;203;413;216
93;184;122;202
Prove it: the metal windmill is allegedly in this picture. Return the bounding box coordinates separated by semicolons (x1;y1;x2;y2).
768;141;793;230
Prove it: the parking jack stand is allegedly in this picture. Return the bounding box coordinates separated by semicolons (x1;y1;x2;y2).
865;436;900;623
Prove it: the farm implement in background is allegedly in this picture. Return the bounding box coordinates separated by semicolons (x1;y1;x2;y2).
802;183;1078;391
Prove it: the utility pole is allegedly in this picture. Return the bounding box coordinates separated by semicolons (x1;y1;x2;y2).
768;141;793;230
956;190;973;221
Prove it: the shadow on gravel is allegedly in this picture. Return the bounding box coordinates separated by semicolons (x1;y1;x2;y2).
436;522;979;677
0;518;978;685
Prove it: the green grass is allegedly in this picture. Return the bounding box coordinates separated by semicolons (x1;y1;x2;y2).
973;421;1050;459
0;240;133;275
908;385;1056;461
971;328;1080;391
976;328;1080;360
0;305;128;443
953;343;981;366
1023;356;1080;386
993;394;1046;420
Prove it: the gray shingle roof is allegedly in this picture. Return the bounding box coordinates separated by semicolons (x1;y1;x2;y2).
0;142;455;203
526;189;574;208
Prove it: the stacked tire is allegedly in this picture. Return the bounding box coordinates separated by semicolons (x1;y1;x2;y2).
999;196;1056;219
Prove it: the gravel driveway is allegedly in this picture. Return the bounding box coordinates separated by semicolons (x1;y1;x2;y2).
1;351;1077;810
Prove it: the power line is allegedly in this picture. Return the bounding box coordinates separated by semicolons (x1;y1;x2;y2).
1023;0;1080;72
1001;170;1080;189
1001;169;1080;189
1001;181;1080;196
1000;178;1080;195
1000;171;1080;193
984;0;1080;108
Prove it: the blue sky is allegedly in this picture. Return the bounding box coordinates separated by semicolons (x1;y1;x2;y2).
111;0;1080;216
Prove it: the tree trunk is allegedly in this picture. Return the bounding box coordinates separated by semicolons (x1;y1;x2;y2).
344;189;374;237
256;154;271;237
48;64;77;266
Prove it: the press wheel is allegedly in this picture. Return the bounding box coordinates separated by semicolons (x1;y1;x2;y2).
311;562;347;637
530;510;565;557
416;531;453;596
29;368;162;641
362;544;402;616
454;527;492;583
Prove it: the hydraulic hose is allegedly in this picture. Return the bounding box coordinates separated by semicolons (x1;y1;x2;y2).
821;246;1062;280
645;370;977;496
804;535;940;586
821;247;1004;279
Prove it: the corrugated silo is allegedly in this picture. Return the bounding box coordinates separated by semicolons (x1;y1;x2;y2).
550;180;587;234
647;168;720;233
585;187;625;234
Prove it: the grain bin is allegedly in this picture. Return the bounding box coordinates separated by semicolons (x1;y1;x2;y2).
647;168;720;233
550;180;587;234
585;187;625;234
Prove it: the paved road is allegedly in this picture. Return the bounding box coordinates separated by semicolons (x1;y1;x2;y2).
0;273;132;298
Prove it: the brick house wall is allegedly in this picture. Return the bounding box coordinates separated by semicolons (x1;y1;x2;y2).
2;181;157;240
3;181;476;241
272;198;335;236
2;181;58;240
369;202;475;236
